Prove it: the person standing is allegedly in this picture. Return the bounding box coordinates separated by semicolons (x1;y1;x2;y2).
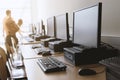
16;19;24;43
17;19;23;35
3;10;19;54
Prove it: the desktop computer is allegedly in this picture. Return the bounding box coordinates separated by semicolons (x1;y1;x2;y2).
29;19;49;41
29;34;50;41
34;35;50;41
39;13;71;50
41;16;57;46
64;44;119;66
41;38;61;47
48;13;71;52
49;40;73;52
64;47;83;66
63;3;119;65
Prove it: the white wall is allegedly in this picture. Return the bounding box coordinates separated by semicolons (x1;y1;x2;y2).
33;0;120;37
31;0;38;23
100;0;120;37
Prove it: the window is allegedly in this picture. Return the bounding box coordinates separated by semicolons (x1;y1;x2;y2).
0;0;32;44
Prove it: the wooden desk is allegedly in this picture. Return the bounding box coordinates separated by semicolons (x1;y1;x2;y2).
21;43;106;80
21;36;41;45
21;44;40;59
24;56;106;80
21;44;64;59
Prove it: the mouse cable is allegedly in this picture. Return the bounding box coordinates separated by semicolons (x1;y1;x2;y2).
96;69;105;74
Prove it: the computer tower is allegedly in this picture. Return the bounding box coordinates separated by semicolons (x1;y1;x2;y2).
41;38;61;47
64;47;83;66
34;35;50;41
64;44;119;66
49;40;72;52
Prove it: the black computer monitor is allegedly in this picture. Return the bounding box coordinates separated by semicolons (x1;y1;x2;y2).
73;3;102;48
34;20;43;35
35;22;42;35
47;16;55;37
40;20;45;36
55;13;69;41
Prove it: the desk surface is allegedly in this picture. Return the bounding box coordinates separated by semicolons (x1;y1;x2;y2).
21;44;63;59
21;36;41;45
21;43;106;80
24;56;106;80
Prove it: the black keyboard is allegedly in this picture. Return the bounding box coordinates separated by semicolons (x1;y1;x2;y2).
100;56;120;80
37;57;67;73
100;56;120;68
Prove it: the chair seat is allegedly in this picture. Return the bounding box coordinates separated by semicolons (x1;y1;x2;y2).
6;59;27;80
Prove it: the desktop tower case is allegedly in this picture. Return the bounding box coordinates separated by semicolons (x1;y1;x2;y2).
64;47;100;66
29;34;50;41
34;35;50;41
64;45;119;66
41;38;61;47
64;47;82;66
49;41;73;52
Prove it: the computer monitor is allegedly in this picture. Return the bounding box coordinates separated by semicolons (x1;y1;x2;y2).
35;22;42;35
55;13;69;41
34;20;44;35
47;16;55;37
73;3;102;48
41;20;46;36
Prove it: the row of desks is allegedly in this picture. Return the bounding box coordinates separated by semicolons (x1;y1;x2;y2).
18;38;106;80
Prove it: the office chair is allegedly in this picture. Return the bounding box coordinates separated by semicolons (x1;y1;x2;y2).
0;47;27;80
0;47;9;80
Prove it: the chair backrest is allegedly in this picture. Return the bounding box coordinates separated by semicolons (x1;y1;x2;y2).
0;47;8;80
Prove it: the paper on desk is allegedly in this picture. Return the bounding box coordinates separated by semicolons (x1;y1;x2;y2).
11;68;25;78
12;60;23;67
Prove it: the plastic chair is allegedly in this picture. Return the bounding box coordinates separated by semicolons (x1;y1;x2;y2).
0;47;8;80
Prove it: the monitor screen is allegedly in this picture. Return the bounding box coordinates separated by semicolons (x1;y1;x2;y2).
73;3;102;48
47;16;55;37
55;13;69;41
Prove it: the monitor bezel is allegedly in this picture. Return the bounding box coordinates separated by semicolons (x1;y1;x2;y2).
55;13;69;41
73;2;102;48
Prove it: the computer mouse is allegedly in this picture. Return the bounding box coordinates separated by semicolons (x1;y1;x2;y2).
78;68;97;76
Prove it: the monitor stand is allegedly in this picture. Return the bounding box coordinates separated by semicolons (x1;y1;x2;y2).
48;40;73;52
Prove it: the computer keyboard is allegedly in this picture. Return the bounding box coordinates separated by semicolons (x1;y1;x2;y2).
24;36;34;42
32;44;41;49
100;56;120;80
100;56;120;68
37;57;67;73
